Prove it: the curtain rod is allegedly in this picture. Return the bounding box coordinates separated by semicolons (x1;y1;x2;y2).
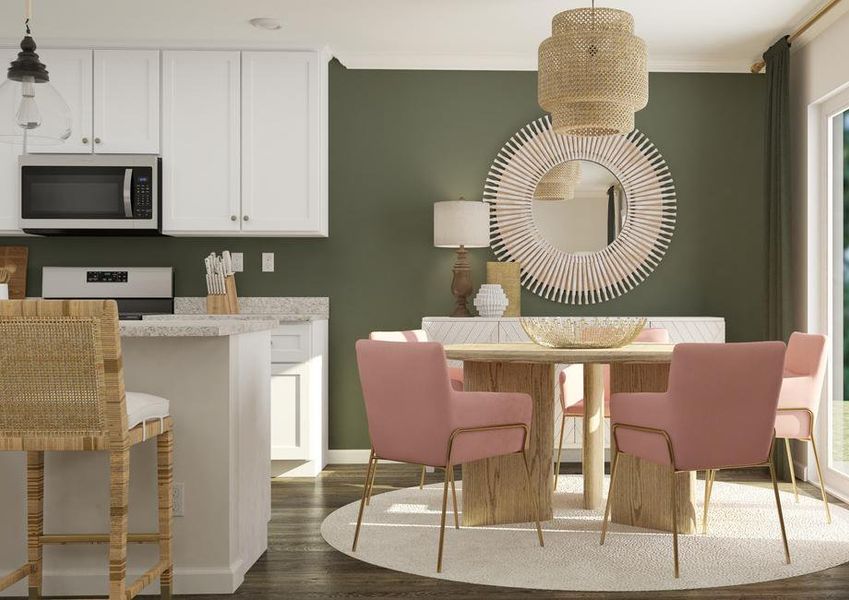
750;0;844;73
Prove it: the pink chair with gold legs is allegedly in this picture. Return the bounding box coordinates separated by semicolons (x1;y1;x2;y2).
367;329;464;496
703;333;831;533
775;332;830;522
601;342;789;578
354;339;544;572
555;328;669;487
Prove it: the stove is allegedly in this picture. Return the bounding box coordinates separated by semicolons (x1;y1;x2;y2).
42;267;174;320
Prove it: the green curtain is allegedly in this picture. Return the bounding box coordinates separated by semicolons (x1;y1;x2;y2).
764;36;793;342
764;37;793;481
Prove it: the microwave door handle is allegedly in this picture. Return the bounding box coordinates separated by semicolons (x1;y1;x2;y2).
123;168;133;218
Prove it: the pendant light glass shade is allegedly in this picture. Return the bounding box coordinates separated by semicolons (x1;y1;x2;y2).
0;33;71;146
533;161;581;201
538;7;648;137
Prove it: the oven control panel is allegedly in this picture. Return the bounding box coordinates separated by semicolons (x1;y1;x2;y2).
86;270;129;283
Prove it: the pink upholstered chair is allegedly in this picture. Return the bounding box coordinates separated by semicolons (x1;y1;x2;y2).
775;332;830;522
601;342;789;578
368;329;464;493
555;328;670;486
354;339;544;572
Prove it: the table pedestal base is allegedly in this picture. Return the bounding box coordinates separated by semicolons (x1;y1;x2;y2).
462;361;554;526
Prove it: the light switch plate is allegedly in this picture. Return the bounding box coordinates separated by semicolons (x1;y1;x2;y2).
262;252;275;273
230;252;244;273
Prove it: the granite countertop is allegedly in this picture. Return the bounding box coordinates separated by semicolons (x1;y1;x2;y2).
173;297;329;321
120;318;279;337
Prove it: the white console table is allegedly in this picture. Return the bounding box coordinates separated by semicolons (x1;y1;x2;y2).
421;316;725;458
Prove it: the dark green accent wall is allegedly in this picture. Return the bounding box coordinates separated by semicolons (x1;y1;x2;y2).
0;62;766;449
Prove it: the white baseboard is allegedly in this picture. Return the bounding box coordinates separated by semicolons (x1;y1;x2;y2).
327;448;606;465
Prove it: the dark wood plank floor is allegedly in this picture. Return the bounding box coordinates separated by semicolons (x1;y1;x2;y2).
183;464;849;600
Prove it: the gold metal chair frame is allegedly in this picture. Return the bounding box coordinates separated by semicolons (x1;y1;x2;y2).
554;407;604;488
352;423;545;573
600;423;790;578
776;407;831;524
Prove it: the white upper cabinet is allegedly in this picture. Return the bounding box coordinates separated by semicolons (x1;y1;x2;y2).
241;51;327;236
32;49;159;154
93;50;160;154
161;51;241;234
0;142;22;234
33;49;92;154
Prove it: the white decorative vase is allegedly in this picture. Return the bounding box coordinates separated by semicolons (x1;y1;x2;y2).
473;284;509;318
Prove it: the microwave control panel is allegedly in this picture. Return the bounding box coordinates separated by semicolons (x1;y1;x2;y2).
134;170;153;219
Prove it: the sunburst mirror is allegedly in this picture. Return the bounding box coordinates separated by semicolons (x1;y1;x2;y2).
484;116;676;304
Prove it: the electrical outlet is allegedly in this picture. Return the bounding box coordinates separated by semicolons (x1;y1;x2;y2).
230;252;244;273
172;483;185;517
262;252;275;273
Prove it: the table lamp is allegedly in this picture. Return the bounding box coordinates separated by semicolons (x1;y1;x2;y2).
434;199;490;317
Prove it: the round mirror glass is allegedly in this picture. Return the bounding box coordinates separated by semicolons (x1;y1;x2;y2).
532;160;626;254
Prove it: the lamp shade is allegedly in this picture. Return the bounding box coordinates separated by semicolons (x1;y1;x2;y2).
433;200;490;248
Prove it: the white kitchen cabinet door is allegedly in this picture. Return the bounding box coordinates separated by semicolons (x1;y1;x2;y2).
93;50;159;154
0;142;22;233
270;363;309;460
31;49;93;154
241;51;327;236
0;49;22;233
161;51;241;234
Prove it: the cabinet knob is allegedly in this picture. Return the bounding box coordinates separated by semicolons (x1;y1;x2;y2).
82;137;89;144
231;215;238;222
94;137;101;144
243;215;250;222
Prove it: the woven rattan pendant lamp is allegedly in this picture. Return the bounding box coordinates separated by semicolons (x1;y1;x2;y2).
538;1;648;137
533;160;581;201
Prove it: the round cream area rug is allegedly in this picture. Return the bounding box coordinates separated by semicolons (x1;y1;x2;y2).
320;475;849;591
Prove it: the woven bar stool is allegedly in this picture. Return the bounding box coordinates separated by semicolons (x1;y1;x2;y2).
0;300;173;600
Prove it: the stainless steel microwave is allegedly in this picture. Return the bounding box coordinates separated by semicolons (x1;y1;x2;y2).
19;154;161;235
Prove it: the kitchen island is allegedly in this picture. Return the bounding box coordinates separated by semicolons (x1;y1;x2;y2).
0;317;276;596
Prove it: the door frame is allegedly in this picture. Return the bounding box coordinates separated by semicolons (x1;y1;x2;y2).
809;86;849;501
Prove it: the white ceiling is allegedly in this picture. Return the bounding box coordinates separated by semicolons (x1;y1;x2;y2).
0;0;841;72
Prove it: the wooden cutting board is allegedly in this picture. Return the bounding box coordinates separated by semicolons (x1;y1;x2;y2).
0;246;28;299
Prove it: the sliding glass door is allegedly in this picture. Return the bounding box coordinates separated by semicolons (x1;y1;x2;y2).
819;98;849;499
835;109;849;479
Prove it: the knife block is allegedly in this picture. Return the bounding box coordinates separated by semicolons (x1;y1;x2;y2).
207;275;240;314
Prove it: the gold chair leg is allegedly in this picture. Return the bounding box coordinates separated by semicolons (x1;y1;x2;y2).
702;469;716;535
108;448;130;600
27;452;44;600
670;467;680;579
521;449;545;548
436;464;452;573
768;461;791;565
554;414;566;489
157;430;174;600
809;436;832;524
600;450;620;546
352;450;376;552
365;459;378;506
784;438;799;503
419;465;426;489
448;466;459;529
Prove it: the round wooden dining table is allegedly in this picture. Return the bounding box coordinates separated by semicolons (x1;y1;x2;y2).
444;342;697;533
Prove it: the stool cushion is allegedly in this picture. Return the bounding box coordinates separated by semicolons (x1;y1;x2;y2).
126;392;170;430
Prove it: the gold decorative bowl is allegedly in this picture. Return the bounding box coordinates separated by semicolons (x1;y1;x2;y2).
520;317;648;349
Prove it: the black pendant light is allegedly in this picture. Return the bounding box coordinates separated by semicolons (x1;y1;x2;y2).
0;0;71;148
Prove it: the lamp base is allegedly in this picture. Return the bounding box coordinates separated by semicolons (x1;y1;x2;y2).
450;246;473;318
